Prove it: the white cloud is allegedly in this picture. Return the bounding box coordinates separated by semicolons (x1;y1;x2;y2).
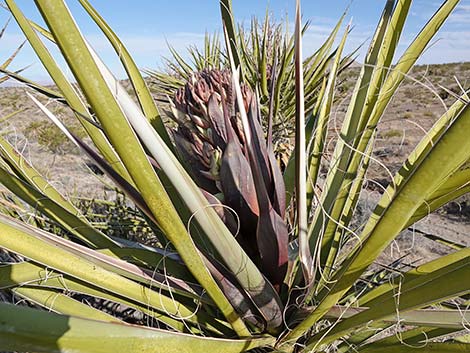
448;3;470;24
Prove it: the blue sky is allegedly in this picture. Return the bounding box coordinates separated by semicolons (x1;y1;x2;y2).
1;0;470;83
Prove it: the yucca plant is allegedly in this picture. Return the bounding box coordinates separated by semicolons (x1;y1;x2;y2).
146;6;354;127
0;0;469;352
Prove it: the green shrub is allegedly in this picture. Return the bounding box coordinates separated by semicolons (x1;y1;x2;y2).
24;120;85;154
381;129;403;138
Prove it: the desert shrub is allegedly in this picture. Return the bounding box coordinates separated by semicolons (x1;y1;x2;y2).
381;129;403;139
24;119;86;154
402;111;413;119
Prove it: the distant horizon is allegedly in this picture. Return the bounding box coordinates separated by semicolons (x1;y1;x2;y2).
2;60;469;89
1;0;470;85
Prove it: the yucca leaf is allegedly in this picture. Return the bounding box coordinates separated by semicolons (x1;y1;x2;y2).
338;326;453;352
0;214;232;332
283;76;327;207
27;93;160;233
454;334;470;344
0;261;51;289
220;0;240;66
224;29;286;329
0;18;29;83
188;46;204;70
236;23;255;82
0;166;116;248
13;286;122;323
358;342;470;353
0;132;99;225
5;0;133;185
271;31;289;122
355;0;412;136
294;0;311;283
305;256;469;348
358;247;470;306
0;303;275;353
411;229;466;250
33;0;253;336
284;89;469;345
89;39;283;332
0;17;10;40
0;65;34;86
266;54;286;220
304;11;347;83
368;326;466;348
0;75;9;85
321;135;374;283
168;44;195;77
306;21;350;215
259;8;269;99
78;0;173;149
282;8;364;209
0;67;65;101
0;261;190;332
306;0;396;274
408;168;470;226
325;306;470;330
0;40;25;71
97;246;191;280
211;32;222;68
251;18;260;79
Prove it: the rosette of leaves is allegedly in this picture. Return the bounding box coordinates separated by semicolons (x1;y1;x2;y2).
0;0;468;353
